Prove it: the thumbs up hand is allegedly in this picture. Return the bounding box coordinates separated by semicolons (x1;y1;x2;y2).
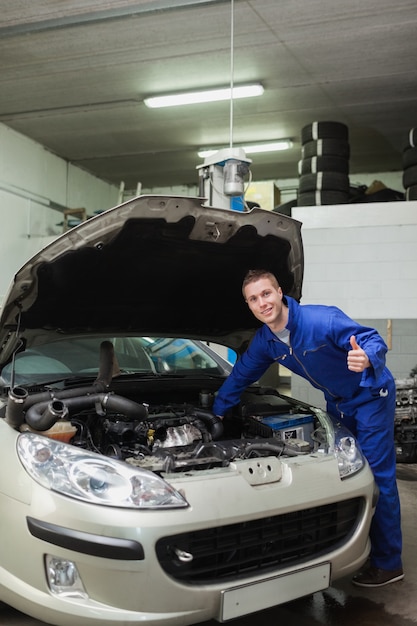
347;335;371;372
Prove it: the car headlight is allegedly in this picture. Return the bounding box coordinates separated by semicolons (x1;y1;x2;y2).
333;422;365;479
17;432;188;509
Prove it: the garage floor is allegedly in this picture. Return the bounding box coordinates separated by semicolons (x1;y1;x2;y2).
0;465;416;626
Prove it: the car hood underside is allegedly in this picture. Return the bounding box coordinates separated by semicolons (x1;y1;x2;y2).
0;195;303;359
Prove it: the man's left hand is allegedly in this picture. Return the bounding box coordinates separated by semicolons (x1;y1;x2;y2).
347;335;371;372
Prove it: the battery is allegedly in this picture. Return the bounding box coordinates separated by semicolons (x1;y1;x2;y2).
260;413;315;443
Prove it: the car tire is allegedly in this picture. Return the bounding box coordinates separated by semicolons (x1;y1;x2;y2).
297;190;350;206
402;165;417;189
402;147;417;169
301;121;349;144
302;138;350;160
298;155;349;175
405;127;417;149
299;172;350;194
406;185;417;201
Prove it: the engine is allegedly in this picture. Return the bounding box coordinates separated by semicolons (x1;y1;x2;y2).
394;376;417;462
70;401;303;473
12;387;315;474
73;403;226;472
5;340;317;473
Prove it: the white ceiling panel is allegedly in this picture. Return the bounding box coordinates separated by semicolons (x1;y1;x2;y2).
0;0;415;190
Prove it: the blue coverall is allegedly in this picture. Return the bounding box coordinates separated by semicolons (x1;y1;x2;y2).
213;295;402;571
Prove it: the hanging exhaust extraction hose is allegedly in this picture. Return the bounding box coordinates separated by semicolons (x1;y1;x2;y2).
25;393;148;431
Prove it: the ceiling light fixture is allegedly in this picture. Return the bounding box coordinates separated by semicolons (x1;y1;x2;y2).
198;140;293;158
144;84;264;108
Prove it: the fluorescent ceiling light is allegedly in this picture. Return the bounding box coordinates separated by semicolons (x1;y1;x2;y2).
144;84;264;108
198;140;293;158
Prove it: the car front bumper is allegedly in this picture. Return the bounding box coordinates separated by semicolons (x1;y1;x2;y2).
0;451;376;626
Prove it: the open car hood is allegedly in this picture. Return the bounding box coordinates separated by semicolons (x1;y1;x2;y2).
0;195;303;362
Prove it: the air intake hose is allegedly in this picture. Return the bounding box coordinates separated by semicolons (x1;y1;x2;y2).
25;393;148;431
7;340;120;428
5;386;29;427
189;407;223;441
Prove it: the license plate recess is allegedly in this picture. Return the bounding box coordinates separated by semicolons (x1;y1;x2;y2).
219;562;330;621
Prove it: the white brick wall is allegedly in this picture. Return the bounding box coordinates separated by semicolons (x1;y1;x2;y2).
289;201;417;407
292;201;417;319
0;123;119;303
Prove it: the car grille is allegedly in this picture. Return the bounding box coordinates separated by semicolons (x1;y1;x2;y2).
156;497;362;584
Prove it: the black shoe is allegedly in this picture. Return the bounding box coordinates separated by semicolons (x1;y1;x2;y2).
352;565;404;588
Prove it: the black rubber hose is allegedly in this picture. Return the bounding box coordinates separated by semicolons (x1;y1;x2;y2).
5;386;29;427
190;408;224;441
21;339;117;415
95;340;120;387
21;383;107;413
25;393;148;431
244;441;304;456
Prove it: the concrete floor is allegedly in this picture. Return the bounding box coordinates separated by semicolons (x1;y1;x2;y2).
0;464;416;626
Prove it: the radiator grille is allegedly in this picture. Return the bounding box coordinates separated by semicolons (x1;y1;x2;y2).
156;498;362;584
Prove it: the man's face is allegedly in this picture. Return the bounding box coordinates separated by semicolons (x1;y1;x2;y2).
244;277;285;330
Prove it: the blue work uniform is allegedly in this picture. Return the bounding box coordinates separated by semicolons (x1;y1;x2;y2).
213;296;402;571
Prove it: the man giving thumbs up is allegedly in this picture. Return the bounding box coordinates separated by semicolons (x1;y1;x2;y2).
348;335;371;372
213;269;403;588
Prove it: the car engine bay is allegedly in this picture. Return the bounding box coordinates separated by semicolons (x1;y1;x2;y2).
3;341;323;474
15;387;321;474
394;376;417;462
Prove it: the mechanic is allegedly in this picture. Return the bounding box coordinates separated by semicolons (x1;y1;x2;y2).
212;269;403;588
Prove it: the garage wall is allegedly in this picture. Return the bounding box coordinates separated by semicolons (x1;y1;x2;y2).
289;200;417;408
293;201;417;319
0;123;119;302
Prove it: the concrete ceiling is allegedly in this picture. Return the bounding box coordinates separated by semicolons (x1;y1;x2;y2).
1;0;416;191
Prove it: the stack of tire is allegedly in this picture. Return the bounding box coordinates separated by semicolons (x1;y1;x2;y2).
297;121;350;206
402;127;417;201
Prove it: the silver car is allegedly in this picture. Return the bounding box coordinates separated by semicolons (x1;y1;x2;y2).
0;195;377;625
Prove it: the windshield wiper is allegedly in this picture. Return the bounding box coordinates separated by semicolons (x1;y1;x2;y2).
40;375;98;388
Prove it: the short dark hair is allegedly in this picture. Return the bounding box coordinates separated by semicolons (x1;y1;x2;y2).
242;269;280;298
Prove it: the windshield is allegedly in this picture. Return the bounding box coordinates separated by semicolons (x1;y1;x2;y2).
1;337;229;386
